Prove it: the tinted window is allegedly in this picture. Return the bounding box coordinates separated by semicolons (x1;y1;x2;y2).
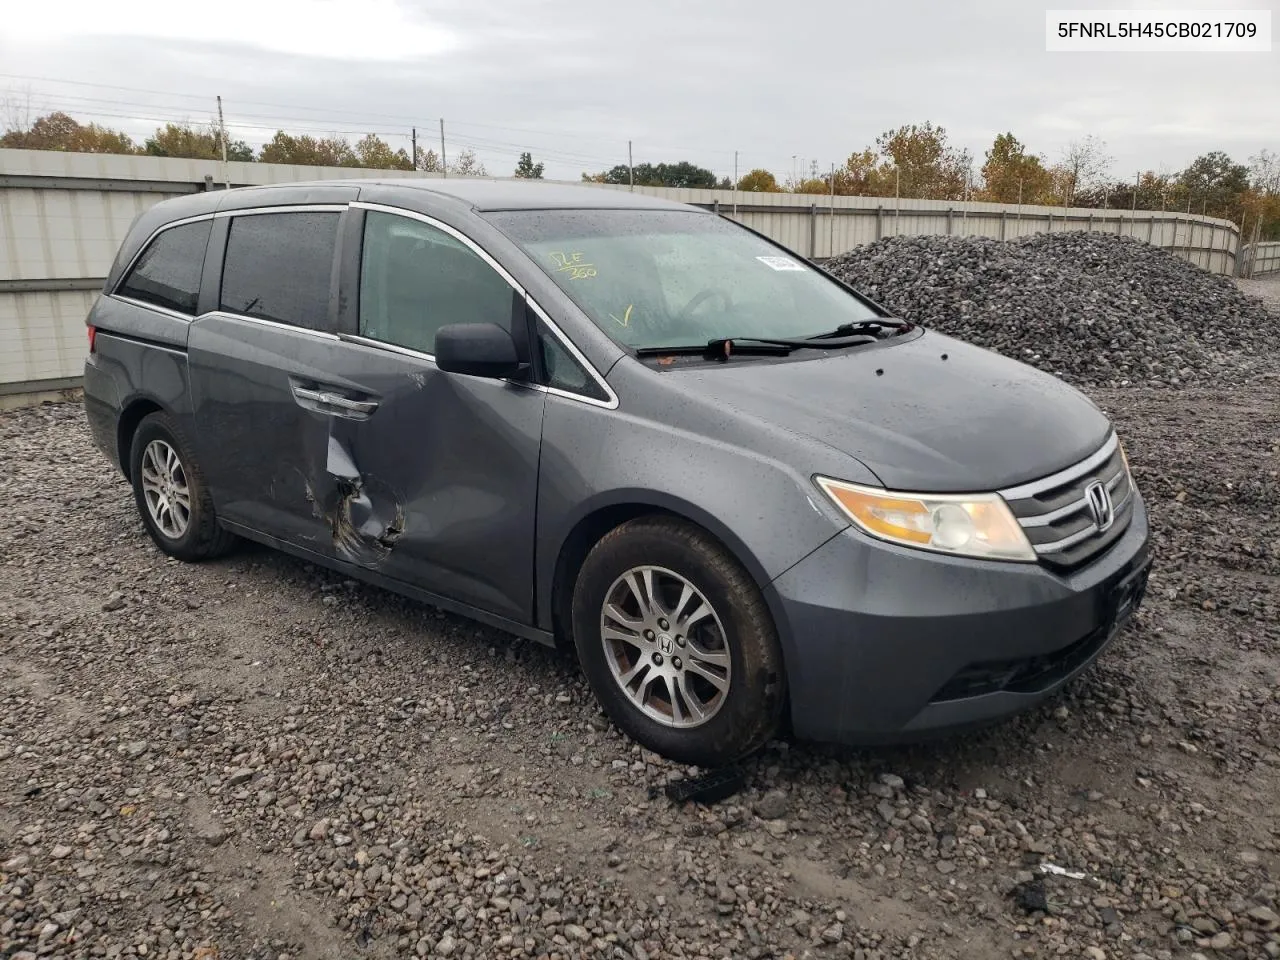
220;211;340;329
485;209;881;350
359;211;514;354
118;220;212;315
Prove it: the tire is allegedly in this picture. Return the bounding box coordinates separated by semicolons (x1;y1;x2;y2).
571;516;785;767
129;411;236;562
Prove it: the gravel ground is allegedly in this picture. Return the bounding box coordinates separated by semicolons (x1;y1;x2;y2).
2;279;1279;960
823;234;1280;390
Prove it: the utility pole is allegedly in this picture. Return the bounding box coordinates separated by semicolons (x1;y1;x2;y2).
440;119;447;178
216;96;229;189
733;151;738;216
828;162;836;256
1132;171;1139;212
895;166;901;233
628;140;634;192
411;127;418;170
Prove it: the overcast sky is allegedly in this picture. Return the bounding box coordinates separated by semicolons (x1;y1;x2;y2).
2;0;1275;183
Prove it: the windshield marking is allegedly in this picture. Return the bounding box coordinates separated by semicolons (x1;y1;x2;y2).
608;303;634;328
549;251;598;280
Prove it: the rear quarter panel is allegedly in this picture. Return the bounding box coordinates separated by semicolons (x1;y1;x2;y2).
84;295;194;474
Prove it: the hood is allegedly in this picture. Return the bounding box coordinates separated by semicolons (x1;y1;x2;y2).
668;330;1111;492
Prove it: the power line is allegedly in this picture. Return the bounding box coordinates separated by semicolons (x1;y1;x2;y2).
3;73;812;177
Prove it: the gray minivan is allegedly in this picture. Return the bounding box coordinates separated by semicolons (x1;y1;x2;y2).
83;179;1150;766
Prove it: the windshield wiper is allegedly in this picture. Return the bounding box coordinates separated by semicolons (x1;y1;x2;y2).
635;341;794;358
704;333;879;354
635;322;902;362
806;317;912;341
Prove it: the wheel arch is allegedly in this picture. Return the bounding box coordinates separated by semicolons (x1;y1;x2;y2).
116;395;170;482
546;492;785;655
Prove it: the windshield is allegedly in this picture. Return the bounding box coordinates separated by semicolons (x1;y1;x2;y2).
484;209;883;350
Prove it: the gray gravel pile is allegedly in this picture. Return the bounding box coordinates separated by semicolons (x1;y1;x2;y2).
823;232;1280;388
2;340;1279;960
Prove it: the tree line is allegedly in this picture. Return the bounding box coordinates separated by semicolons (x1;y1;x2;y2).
584;123;1278;241
2;110;1275;239
0;111;494;177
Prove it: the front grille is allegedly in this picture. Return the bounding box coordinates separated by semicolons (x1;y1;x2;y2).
1001;433;1135;572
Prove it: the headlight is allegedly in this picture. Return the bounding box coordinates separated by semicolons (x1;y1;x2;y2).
814;477;1036;562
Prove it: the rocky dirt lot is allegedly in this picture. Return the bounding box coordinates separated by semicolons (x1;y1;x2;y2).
2;282;1279;960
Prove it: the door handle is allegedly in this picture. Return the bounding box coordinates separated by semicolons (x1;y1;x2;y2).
292;385;379;416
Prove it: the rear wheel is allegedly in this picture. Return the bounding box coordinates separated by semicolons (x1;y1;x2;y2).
571;516;784;767
129;412;236;562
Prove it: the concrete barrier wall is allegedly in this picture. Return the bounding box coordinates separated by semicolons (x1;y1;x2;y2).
0;148;1248;393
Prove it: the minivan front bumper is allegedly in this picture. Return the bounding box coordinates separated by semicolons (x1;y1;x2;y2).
766;494;1150;745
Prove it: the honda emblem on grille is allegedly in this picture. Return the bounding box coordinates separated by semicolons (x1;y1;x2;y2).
1085;480;1114;532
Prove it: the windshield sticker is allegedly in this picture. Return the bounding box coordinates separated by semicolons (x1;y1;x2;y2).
607;304;634;328
549;251;598;280
756;255;805;271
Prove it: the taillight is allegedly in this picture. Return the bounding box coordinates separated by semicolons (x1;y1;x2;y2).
87;324;97;353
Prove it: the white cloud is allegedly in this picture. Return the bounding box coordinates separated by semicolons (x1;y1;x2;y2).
7;0;461;60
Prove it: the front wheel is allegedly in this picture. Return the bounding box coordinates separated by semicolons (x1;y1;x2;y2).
571;516;785;767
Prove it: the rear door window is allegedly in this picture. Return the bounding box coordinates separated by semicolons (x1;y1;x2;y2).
117;219;213;315
220;211;341;329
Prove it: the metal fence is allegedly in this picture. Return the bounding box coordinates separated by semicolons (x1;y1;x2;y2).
1241;241;1280;278
0;147;1261;396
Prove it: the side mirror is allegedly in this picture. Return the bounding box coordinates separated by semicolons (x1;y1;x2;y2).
434;323;524;379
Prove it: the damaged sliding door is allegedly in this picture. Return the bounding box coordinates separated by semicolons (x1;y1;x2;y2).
188;207;349;548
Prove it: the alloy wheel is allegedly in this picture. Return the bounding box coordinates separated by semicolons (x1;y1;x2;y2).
140;439;191;539
599;565;732;728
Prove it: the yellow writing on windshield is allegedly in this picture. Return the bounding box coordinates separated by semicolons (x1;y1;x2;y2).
608;304;634;328
550;251;597;280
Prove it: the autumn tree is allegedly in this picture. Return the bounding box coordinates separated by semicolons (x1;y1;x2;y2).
1244;149;1280;240
352;133;413;170
259;131;358;166
1053;135;1112;207
449;148;488;177
0;111;138;154
737;168;781;192
1177;151;1249;219
514;152;545;178
829;149;891;196
874;122;970;200
415;148;442;172
979;133;1054;204
145;122;253;162
792;177;829;194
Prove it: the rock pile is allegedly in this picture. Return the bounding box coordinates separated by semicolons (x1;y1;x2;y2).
823;231;1280;387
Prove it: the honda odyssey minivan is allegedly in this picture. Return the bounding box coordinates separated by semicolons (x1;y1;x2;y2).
83;179;1151;766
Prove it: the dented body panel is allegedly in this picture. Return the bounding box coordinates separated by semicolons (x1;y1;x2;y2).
292;337;546;623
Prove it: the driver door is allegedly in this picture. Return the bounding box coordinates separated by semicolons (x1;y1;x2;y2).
299;205;547;624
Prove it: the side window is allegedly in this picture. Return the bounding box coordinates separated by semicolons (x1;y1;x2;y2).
538;329;608;402
359;211;514;355
117;220;212;315
220;211;340;329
